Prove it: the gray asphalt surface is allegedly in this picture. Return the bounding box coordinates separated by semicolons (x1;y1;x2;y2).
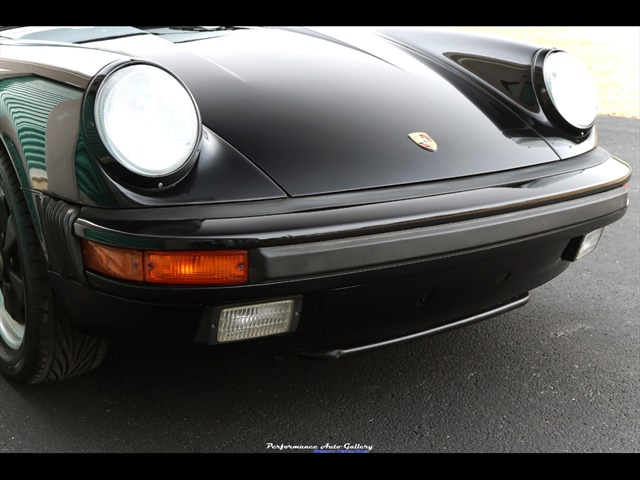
1;115;638;454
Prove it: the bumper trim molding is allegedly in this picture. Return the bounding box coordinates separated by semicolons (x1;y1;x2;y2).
258;187;628;281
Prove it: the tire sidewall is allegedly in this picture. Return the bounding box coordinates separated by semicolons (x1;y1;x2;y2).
0;151;52;382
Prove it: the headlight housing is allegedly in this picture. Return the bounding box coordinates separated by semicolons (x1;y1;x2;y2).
537;49;597;135
86;61;201;189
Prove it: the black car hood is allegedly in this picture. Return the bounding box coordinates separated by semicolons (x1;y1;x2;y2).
89;27;563;197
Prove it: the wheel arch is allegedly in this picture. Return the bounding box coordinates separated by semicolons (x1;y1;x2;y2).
0;138;109;384
0;133;46;248
0;74;87;260
0;74;86;196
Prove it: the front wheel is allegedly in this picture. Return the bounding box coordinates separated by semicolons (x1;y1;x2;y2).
0;147;109;385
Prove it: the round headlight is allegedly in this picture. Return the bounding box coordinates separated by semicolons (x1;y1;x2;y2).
542;51;597;131
94;64;200;178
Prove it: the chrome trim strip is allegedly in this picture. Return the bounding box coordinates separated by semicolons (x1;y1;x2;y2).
300;294;530;359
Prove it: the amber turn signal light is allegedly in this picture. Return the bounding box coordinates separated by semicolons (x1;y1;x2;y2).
145;250;248;285
81;240;249;285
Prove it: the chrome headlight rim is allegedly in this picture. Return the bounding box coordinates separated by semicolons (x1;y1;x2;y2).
534;48;598;137
83;60;202;190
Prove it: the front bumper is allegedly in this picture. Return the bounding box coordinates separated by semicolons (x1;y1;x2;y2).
37;150;631;358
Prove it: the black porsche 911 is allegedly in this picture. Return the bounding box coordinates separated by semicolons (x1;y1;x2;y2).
0;26;631;384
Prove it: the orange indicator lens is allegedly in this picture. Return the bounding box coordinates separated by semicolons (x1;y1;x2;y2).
81;240;144;281
81;240;249;285
144;250;248;285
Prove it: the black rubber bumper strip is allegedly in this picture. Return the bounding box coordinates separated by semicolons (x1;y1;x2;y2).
257;187;628;280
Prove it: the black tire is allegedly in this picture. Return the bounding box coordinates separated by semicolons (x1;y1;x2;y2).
0;146;109;385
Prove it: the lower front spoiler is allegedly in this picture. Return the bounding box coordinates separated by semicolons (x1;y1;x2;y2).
301;294;530;359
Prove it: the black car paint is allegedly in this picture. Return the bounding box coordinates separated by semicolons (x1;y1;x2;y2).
3;26;594;207
92;28;592;197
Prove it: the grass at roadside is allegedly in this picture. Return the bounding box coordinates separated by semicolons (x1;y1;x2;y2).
455;27;640;119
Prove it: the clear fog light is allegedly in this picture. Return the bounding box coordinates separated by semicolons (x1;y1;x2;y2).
575;228;604;260
216;298;301;343
563;227;605;261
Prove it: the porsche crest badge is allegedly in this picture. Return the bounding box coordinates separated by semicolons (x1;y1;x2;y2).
408;132;437;152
